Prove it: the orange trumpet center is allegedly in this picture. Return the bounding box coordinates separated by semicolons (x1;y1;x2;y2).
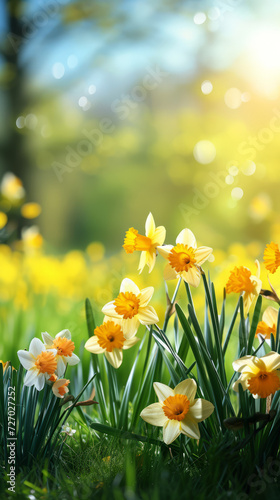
123;227;152;254
114;291;140;319
35;351;57;374
94;321;126;352
162;394;190;421
168;244;196;273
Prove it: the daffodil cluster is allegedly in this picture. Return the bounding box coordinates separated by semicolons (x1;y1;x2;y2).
17;329;79;397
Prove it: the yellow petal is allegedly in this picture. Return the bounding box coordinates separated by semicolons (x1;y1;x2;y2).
140;403;167;426
139;287;154;307
176;229;197;249
163;264;178;281
181;266;201;288
85;336;105;354
151;226;166;246
263;307;278;328
194;246;213;266
121;317;140;338
153;382;174;403
105;349;123;368
188;399;214;422
157;245;174;259
123;337;140;349
145;212;156;238
163;419;181;444
138;305;159;325
180;419;200;439
174;379;197;403
232;355;255;373
120;278;140;296
262;351;280;371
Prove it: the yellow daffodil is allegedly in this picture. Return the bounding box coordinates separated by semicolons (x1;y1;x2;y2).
1;172;25;202
17;338;57;391
232;351;280;399
42;329;80;377
85;316;140;368
140;379;214;445
21;202;42;219
101;278;159;338
264;242;280;274
225;260;262;315
0;212;8;230
256;307;278;345
157;229;213;287
123;213;166;273
52;378;70;398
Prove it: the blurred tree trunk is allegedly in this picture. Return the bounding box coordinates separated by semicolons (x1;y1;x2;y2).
2;0;28;180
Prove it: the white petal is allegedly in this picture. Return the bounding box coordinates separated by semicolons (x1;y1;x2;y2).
263;307;278;328
56;356;67;377
139;287;154;307
17;350;34;370
24;369;38;386
151;226;166;246
138;306;159;325
102;301;121;318
105;349;123;368
181;419;200;439
34;373;45;391
121;317;139;338
145;212;156;238
181;266;201;288
232;355;256;373
157;245;174;259
194;246;213;266
174;379;197;403
29;338;45;357
56;329;71;339
41;332;54;347
188;399;214;422
232;374;248;392
262;351;280;371
123;337;140;349
66;352;80;366
164;264;178;281
120;278;140;296
176;229;197;249
85;336;105;354
153;382;174;403
104;315;122;325
140;403;167;427
163;419;181;444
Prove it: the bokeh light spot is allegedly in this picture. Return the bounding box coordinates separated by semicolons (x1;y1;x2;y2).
52;63;65;79
194;12;206;25
224;88;242;109
193;140;216;164
231;187;244;200
201;80;213;95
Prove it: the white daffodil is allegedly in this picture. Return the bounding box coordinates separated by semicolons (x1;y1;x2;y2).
101;278;159;338
157;228;213;288
42;329;80;377
123;213;166;273
52;378;70;398
17;338;57;391
85;316;140;369
232;351;280;399
256;306;278;347
225;261;262;316
140;379;214;445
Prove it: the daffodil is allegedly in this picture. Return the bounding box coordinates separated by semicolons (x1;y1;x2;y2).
22;226;43;250
264;242;280;274
225;260;262;315
52;378;70;398
85;316;140;368
101;278;159;338
42;329;80;376
256;306;278;346
123;213;166;273
232;351;280;399
157;229;213;287
21;202;42;219
140;379;214;445
17;338;57;391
